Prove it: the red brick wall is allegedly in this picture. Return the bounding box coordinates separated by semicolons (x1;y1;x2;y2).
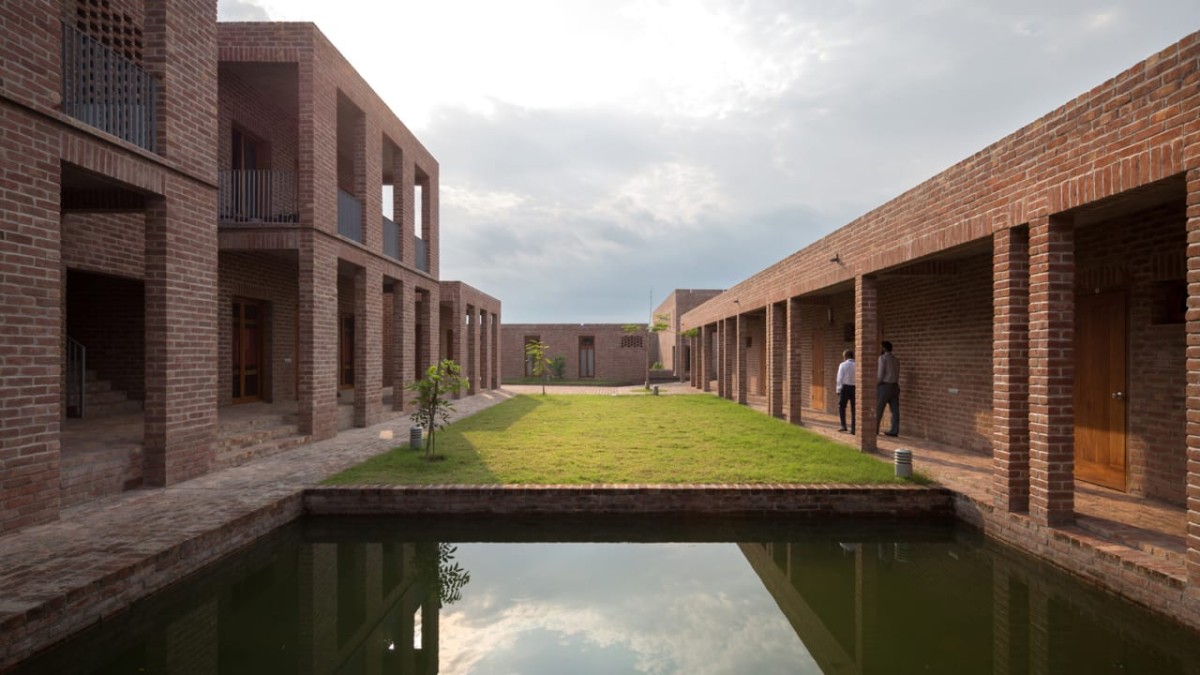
62;212;145;279
501;324;646;384
0;107;63;533
653;289;722;374
217;65;300;175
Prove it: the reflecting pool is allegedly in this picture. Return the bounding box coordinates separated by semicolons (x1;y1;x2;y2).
14;516;1200;674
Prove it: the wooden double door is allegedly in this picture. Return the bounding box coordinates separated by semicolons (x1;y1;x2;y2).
232;299;264;402
1074;291;1128;490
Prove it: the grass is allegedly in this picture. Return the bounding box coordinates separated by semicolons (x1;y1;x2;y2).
327;394;921;486
502;377;627;386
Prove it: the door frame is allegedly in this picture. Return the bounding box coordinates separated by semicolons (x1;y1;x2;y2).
231;297;265;404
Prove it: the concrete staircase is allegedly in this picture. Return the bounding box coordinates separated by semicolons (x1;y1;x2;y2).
215;412;311;469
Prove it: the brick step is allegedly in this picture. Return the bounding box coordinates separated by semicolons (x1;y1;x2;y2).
214;433;311;470
218;412;298;434
218;423;299;451
59;444;143;509
86;399;144;418
87;388;134;405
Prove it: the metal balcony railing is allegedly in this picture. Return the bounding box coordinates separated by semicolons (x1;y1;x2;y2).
383;215;400;260
338;189;364;242
415;236;429;272
218;170;298;223
61;22;158;152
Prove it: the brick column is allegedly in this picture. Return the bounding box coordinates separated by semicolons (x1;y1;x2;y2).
735;314;748;405
416;287;437;378
721;319;735;400
298;232;339;439
352;265;382;427
855;275;878;454
767;302;785;417
143;184;217;485
466;305;479;395
478;308;490;391
993;226;1031;512
1185;167;1200;588
700;325;712;392
492;312;501;387
1028;215;1075;526
391;279;410;412
787;298;803;424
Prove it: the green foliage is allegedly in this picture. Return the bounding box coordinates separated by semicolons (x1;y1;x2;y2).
407;359;467;460
415;542;471;607
548;355;567;380
330;394;918;486
651;361;664;370
523;339;551;394
680;327;700;339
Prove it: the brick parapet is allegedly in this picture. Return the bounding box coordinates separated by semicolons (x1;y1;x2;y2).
304;484;955;517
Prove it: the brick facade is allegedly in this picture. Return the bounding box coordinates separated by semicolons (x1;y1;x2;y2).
652;289;722;378
501;323;648;384
0;8;501;535
682;31;1200;603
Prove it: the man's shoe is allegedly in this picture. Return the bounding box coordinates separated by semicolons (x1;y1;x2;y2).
838;427;848;432
883;431;899;437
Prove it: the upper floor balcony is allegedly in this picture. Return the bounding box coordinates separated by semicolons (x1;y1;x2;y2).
61;22;157;153
218;170;298;224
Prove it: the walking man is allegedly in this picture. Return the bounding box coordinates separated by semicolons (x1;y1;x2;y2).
836;349;856;434
876;340;900;437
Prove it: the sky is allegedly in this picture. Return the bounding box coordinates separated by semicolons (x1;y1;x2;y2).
216;0;1200;323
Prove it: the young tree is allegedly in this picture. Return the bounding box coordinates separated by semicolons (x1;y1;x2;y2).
624;313;670;389
407;359;467;460
548;355;567;380
524;338;551;394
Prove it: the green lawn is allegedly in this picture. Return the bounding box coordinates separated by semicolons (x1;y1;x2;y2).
328;394;918;485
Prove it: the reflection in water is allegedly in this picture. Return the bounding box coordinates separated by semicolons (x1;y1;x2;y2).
12;517;1200;674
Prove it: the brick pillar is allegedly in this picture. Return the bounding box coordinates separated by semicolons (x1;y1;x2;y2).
993;226;1031;512
391;279;410;412
1186;167;1200;587
298;233;339;439
736;314;748;404
143;185;217;486
1028;215;1075;526
787;298;803;424
721;319;734;400
855;275;878;454
466;305;478;395
767;301;786;418
352;265;382;428
472;306;482;389
492;312;501;387
416;287;437;377
699;325;712;392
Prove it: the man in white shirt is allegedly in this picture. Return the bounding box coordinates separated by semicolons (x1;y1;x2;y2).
835;349;856;434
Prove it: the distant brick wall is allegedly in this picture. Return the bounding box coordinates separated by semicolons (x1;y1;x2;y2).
653;289;722;375
501;324;646;384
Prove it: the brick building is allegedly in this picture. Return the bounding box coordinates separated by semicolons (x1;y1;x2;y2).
651;289;723;380
0;3;499;535
682;32;1200;599
501;323;648;384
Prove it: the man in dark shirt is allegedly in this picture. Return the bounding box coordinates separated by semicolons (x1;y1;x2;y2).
876;341;900;437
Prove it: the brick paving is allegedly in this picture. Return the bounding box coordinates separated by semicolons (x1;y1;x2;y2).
1;384;1193;667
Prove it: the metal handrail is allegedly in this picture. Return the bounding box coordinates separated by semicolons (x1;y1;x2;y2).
61;22;158;152
67;337;86;418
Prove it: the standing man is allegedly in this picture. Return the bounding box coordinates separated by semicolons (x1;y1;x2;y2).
835;349;856;434
876;340;900;437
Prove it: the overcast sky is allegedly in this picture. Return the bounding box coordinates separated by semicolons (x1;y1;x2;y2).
217;0;1200;323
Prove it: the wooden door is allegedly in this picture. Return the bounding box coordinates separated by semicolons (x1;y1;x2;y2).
339;314;355;389
810;329;825;409
231;299;263;403
1074;291;1127;490
579;336;595;378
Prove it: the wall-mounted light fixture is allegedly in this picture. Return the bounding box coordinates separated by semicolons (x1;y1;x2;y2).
830;253;841;264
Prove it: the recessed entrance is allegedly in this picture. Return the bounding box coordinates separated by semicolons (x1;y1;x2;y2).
1074;290;1127;491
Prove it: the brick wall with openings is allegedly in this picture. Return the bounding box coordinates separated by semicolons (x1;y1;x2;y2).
441;281;502;394
67;270;145;402
501;324;647;384
742;314;766;397
795;295;856;416
218;251;299;406
652;289;723;375
684;34;1200;329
